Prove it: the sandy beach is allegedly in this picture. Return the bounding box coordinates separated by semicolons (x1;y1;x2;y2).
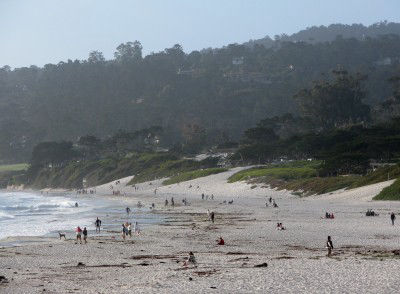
1;168;400;293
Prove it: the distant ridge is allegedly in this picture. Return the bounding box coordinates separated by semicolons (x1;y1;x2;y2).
245;21;400;48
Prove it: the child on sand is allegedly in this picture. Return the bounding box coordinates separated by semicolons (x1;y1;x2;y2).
217;237;225;245
183;252;197;267
75;226;82;244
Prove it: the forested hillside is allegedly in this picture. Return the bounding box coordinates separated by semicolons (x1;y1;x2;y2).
1;22;400;163
246;21;400;46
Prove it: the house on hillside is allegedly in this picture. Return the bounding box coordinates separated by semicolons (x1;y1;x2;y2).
177;68;195;75
232;57;244;65
374;57;400;66
223;71;272;84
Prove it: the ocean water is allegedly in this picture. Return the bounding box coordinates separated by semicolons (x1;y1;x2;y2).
0;191;159;241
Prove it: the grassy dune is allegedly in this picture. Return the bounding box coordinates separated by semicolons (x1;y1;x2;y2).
228;161;400;198
163;168;228;185
0;163;29;172
228;167;317;183
281;176;360;196
373;179;400;200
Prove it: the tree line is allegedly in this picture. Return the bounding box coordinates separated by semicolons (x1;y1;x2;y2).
1;23;400;163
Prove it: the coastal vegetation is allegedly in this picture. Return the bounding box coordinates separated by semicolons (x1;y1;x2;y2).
227;166;317;183
229;162;400;196
0;163;28;172
24;151;219;189
374;178;400;200
163;168;228;185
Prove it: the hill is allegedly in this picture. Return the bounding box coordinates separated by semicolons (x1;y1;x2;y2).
246;21;400;47
1;22;400;162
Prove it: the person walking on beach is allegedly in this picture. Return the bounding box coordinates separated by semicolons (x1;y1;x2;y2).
391;212;396;225
165;199;168;206
83;227;88;244
326;236;333;257
269;197;272;204
121;224;127;240
134;221;140;235
171;197;175;207
210;211;215;223
126;207;131;215
75;226;82;244
95;217;102;233
127;223;132;237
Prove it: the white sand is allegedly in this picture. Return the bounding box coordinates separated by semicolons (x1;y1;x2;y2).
1;169;400;293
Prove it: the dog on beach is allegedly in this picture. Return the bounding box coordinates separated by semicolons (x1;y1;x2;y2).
58;232;66;240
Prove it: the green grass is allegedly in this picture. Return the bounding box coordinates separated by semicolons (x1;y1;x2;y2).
351;164;400;188
163;168;228;185
281;175;361;196
27;151;220;189
268;160;322;169
373;178;400;200
228;167;317;183
228;162;400;197
0;163;29;172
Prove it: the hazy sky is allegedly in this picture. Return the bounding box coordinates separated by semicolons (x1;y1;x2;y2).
1;0;400;68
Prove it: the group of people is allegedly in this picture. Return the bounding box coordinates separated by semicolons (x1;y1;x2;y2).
276;222;286;230
121;222;140;240
74;216;104;244
75;226;88;244
325;212;335;219
266;196;278;208
76;189;95;195
165;197;175;207
366;209;378;216
201;193;214;200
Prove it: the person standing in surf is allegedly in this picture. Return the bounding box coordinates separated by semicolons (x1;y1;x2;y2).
95;217;102;233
